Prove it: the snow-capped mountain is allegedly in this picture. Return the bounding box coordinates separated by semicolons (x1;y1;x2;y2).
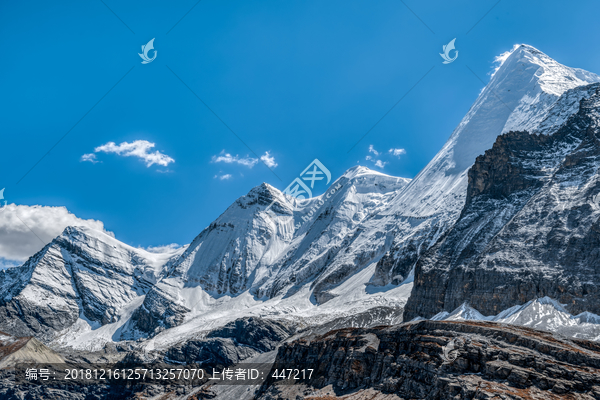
0;226;183;342
135;44;600;348
431;297;600;341
129;166;412;337
2;44;600;353
404;80;600;321
370;44;600;288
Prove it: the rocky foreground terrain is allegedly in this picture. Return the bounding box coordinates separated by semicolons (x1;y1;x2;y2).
3;320;600;399
256;320;600;400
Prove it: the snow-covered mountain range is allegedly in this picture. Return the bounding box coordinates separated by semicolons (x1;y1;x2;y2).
430;297;600;341
2;44;600;353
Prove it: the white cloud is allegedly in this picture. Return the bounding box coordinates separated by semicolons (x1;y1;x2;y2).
212;150;258;168
368;145;380;156
141;243;187;254
260;151;278;168
85;140;175;167
366;144;389;168
214;174;232;180
388;148;406;158
81;153;98;163
0;205;113;264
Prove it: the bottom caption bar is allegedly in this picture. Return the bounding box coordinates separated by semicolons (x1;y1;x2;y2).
13;363;317;386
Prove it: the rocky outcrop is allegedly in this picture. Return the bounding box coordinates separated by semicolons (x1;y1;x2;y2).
257;320;600;399
404;84;600;321
129;285;190;335
206;317;296;352
165;337;257;367
164;317;296;367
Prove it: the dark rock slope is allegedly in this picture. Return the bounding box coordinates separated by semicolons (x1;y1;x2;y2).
164;317;296;367
404;83;600;320
257;320;600;400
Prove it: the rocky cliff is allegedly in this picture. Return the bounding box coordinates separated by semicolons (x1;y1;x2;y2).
404;83;600;321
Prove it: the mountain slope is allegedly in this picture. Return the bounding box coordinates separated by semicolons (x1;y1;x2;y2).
0;226;181;342
0;331;64;369
404;82;600;321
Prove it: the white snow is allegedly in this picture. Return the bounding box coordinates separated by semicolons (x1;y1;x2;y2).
431;297;600;341
142;262;413;351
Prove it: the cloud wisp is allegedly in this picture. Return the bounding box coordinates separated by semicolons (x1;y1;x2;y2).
364;145;406;168
211;151;259;168
82;140;175;167
211;150;277;180
389;148;406;157
260;151;278;168
80;153;99;163
140;243;188;254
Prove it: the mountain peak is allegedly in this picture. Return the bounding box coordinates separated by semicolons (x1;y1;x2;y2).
342;165;388;179
242;182;282;208
60;225;111;240
493;44;600;97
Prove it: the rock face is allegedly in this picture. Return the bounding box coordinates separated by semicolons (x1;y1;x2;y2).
206;317;296;352
164;317;296;367
257;320;600;399
404;83;600;321
165;337;258;367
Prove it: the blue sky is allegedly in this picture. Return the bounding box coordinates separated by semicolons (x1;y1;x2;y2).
3;0;600;255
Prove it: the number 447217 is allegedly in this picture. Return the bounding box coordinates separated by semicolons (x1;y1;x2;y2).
271;369;313;380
